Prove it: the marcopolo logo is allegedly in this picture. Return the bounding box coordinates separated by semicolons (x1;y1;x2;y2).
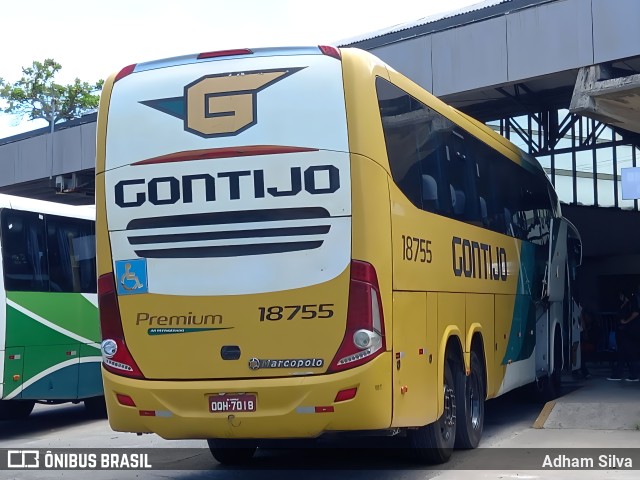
140;67;305;138
248;357;324;370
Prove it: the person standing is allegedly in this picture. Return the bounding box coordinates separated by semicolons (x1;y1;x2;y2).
607;286;640;382
574;301;592;378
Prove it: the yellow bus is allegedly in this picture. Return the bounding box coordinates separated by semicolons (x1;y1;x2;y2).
96;46;582;464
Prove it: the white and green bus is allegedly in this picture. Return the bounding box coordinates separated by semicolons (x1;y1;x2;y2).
0;194;102;419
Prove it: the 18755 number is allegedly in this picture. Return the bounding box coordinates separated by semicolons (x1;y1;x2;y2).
259;304;334;321
401;235;433;263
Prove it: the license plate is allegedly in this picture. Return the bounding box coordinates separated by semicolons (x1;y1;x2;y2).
209;394;256;413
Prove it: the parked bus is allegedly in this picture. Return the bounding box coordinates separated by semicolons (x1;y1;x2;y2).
0;195;102;419
96;46;581;464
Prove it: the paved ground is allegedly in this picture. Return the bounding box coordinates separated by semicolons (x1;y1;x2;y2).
433;364;640;479
1;363;638;479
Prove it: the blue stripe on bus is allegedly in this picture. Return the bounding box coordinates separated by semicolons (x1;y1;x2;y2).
502;241;539;365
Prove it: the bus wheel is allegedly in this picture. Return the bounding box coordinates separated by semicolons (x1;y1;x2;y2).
408;359;456;464
84;396;107;418
0;400;35;420
534;374;558;403
454;351;485;449
207;438;257;465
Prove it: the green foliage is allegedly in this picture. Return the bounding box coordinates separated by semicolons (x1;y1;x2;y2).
0;59;104;127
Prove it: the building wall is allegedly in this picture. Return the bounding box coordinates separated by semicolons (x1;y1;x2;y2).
368;0;640;96
374;36;433;92
592;0;640;64
432;16;507;95
0;122;97;188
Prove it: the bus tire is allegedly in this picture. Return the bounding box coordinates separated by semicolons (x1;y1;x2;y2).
408;359;456;464
207;438;257;465
0;400;35;420
84;396;107;418
454;350;485;449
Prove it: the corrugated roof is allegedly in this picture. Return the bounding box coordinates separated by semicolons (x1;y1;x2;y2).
337;0;553;47
337;0;509;45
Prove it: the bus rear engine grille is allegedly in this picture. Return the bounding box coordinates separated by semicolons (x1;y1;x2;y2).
125;207;331;259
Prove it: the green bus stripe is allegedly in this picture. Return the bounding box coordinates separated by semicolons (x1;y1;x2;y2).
7;299;96;345
4;356;101;400
6;292;99;342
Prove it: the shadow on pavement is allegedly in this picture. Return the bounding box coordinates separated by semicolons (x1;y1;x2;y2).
0;402;105;441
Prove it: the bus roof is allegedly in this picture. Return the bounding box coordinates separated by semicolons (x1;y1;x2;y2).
0;194;95;221
125;46;337;77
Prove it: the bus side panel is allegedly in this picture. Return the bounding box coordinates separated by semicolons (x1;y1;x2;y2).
425;292;440;421
437;293;465;386
391;291;436;427
77;343;103;399
4;292;101;401
491;294;514;397
2;347;23;399
350;154;393;345
465;293;494;397
341;51;391;170
21;345;79;400
95;73;114;279
5;297;81;400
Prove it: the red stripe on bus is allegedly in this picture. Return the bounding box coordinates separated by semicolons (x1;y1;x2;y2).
197;49;253;59
132;146;318;165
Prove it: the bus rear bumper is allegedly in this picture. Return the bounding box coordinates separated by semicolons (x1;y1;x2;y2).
102;354;392;440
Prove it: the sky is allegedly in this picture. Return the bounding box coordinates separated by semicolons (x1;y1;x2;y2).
0;0;481;139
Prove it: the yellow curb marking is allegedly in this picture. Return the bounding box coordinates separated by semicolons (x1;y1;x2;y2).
533;400;556;429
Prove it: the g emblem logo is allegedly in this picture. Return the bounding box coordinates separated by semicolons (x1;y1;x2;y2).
141;67;305;138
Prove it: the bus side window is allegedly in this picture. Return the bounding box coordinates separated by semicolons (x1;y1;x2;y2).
503;208;514;236
452;187;466;217
1;211;49;292
419;131;451;216
47;216;97;294
378;77;464;217
479;197;488;225
444;132;478;222
2;217;31;290
421;174;439;211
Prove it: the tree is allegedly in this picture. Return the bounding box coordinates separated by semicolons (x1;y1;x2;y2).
0;59;104;128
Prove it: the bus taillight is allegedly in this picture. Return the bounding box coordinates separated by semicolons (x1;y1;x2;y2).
328;261;386;373
319;45;341;60
98;273;145;379
114;64;136;83
197;49;253;59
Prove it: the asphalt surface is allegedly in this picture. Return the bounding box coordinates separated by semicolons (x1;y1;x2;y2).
0;364;638;479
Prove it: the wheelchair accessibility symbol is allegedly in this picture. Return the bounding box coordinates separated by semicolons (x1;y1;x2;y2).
115;259;148;295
